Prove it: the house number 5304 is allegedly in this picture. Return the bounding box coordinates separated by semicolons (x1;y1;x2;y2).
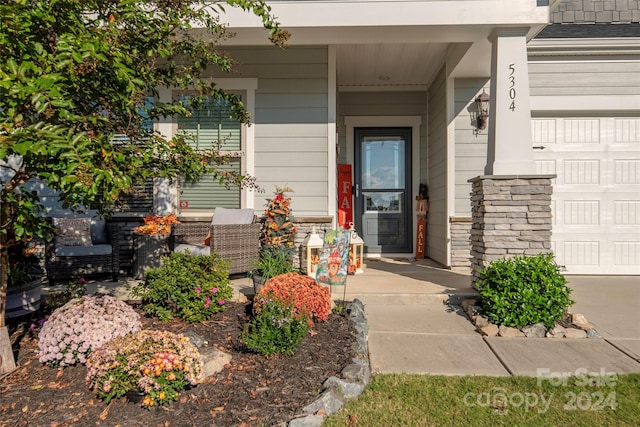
508;63;516;111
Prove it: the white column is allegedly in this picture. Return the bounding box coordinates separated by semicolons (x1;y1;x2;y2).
485;28;536;175
154;86;177;214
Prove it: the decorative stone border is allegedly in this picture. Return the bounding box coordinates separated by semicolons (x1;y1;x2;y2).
287;299;371;427
184;299;371;427
460;298;602;339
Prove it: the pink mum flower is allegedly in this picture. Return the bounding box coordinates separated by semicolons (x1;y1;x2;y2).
194;287;201;294
218;300;225;306
205;296;211;308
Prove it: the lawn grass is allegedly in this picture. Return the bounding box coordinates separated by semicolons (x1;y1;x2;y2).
324;373;640;426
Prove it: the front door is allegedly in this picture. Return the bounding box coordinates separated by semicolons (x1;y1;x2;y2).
354;128;412;254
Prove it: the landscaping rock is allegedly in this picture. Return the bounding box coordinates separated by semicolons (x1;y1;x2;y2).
323;376;365;399
474;315;490;328
522;323;546;338
571;313;594;330
461;299;477;312
564;328;587;339
342;361;371;386
546;325;567;338
479;324;499;337
587;329;602;339
466;305;481;318
498;325;525;338
199;346;232;378
287;415;325;427
183;328;208;348
302;388;345;416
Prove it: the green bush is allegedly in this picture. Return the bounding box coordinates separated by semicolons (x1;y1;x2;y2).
477;253;574;328
241;298;309;356
130;251;233;323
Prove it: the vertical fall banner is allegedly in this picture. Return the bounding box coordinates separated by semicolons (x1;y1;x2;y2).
337;164;353;228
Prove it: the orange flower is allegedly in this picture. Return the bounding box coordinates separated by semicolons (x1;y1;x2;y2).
134;214;180;235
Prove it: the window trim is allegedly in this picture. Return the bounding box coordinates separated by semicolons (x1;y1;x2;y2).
162;78;257;217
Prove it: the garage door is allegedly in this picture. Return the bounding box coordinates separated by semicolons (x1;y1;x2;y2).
532;117;640;275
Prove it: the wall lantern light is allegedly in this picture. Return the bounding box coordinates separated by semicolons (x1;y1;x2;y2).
475;90;490;131
348;222;364;275
301;226;324;278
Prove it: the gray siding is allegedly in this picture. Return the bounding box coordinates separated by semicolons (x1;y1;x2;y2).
427;67;448;266
454;79;489;216
217;47;330;215
529;60;640;96
337;91;428;161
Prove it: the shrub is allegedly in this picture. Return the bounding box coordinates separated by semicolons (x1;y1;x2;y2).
86;330;202;408
477;253;574;328
38;295;141;367
254;273;331;326
241;299;309;356
131;251;233;323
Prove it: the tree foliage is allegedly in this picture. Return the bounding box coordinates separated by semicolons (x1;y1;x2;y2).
0;0;289;328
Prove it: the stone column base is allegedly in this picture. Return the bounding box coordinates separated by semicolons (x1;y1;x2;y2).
469;175;556;286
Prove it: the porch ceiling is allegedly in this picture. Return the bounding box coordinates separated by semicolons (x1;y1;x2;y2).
336;43;449;90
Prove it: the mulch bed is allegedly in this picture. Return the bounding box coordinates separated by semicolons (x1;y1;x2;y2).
1;300;356;427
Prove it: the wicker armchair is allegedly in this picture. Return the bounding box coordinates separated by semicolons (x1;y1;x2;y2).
171;221;260;275
45;217;120;285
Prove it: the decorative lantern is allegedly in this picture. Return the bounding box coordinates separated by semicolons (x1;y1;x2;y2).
348;223;364;274
474;89;490;131
301;226;323;277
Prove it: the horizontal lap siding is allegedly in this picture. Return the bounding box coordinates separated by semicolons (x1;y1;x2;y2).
454;78;489;216
223;47;330;215
529;60;640;96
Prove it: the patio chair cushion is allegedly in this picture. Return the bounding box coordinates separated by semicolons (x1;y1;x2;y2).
55;244;112;257
211;208;254;225
53;217;93;247
174;243;211;257
50;210;108;244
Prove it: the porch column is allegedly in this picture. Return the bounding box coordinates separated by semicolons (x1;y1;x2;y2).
485;28;536;175
470;29;556;287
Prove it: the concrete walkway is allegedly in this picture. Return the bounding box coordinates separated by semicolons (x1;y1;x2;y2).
346;259;640;377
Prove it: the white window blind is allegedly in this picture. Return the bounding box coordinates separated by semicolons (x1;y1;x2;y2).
177;96;242;210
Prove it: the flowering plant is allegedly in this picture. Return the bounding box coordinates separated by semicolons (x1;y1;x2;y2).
133;213;179;235
254;272;332;326
130;251;233;323
86;330;203;408
241;298;309;356
38;295;141;367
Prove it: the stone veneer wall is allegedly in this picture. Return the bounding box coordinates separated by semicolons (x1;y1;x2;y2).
469;176;555;286
450;217;472;270
293;216;334;270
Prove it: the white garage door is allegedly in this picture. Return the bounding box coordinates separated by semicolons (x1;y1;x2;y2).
532;117;640;275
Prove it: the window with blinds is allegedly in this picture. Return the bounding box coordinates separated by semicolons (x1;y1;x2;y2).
111;98;155;213
177;95;242;210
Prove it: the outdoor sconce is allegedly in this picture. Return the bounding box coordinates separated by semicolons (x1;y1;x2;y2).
301;226;323;278
475;90;490;132
348;222;364;275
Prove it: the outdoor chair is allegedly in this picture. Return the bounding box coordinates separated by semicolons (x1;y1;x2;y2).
45;212;120;285
171;208;260;275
